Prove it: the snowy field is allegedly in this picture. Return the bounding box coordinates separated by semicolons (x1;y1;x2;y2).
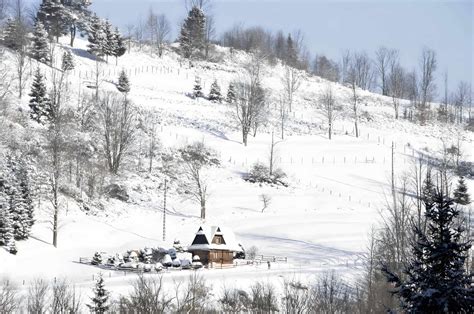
1;38;472;299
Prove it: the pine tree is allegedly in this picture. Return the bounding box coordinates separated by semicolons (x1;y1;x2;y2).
226;82;236;103
37;0;68;42
87;15;106;58
6;157;33;240
421;170;436;207
61;50;75;71
0;178;17;255
103;19;115;62
208;80;222;102
31;21;50;63
179;6;206;59
117;70;130;94
29;68;52;124
193;77;204;98
383;188;474;312
286;34;299;67
87;273;110;313
3;18;26;51
112;27;126;65
454;176;471;206
0;208;16;255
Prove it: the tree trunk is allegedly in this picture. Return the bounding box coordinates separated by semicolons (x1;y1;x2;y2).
242;129;248;146
328;123;332;140
70;25;76;47
200;199;206;219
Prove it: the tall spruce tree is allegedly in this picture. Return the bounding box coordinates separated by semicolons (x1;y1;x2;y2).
29;68;52;124
87;273;110;313
103;19;114;62
383;188;474;312
208;79;222;102
3;18;28;51
226;82;236;103
87;15;106;58
31;21;50;63
112;27;126;65
286;34;298;67
454;176;471;206
6;156;33;241
0;169;16;255
61;50;75;71
179;6;206;58
117;70;130;94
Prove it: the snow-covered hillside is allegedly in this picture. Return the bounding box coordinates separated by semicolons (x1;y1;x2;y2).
0;37;472;300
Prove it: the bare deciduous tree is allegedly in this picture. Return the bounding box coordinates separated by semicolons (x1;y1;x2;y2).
204;14;215;59
281;65;302;112
375;47;398;96
27;279;49;314
0;279;19;313
174;272;210;313
388;63;406;119
145;9;171;57
99;93;135;175
14;47;30;99
124;274;173;313
318;85;340;140
417;47;437;124
234;55;267;146
259;194;271;213
346;51;373;90
179;141;219;219
347;63;362;137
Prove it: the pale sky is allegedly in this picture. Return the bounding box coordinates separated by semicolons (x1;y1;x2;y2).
31;0;474;96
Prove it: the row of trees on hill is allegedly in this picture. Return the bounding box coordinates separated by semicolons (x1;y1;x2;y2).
118;1;472;128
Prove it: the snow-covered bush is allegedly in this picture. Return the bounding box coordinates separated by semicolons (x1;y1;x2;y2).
245;162;287;186
91;252;103;265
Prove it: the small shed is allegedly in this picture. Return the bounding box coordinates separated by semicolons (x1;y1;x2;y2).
187;225;240;267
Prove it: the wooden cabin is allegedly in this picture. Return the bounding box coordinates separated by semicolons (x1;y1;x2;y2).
187;226;240;267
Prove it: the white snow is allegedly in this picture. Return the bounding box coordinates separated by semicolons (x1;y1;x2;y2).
0;36;472;304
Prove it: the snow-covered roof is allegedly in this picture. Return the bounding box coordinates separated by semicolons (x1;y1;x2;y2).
188;225;241;252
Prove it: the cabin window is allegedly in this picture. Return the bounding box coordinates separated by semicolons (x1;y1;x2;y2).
212;235;225;244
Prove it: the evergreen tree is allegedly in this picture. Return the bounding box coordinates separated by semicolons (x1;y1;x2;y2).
226;82;236;103
421;170;436;207
193;77;204;98
31;21;50;63
6;157;33;241
0;170;16;255
62;0;92;47
87;273;110;313
179;6;206;58
103;19;115;62
286;34;299;67
37;0;68;42
117;70;130;94
383;188;474;312
3;18;28;51
454;176;471;206
208;79;222;102
87;15;106;58
29;68;52;124
112;27;126;65
61;50;75;71
0;207;16;254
